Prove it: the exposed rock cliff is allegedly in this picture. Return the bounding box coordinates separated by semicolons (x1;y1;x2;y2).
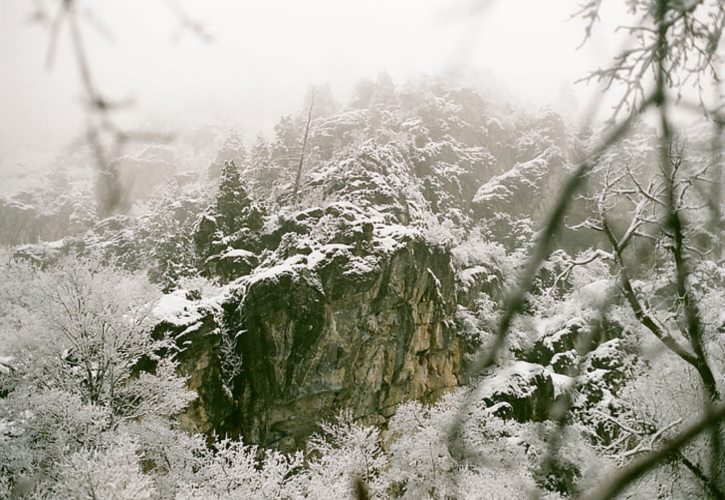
157;222;461;450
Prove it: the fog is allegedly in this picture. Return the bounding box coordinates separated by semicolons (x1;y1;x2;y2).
0;0;632;168
1;3;724;496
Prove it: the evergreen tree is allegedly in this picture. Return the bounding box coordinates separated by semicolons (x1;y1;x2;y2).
140;182;207;291
271;115;300;171
193;160;263;281
215;160;252;234
350;78;375;109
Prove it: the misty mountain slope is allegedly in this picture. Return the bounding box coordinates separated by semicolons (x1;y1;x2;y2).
5;81;637;439
137;81;637;471
2;0;724;494
2;75;723;499
11;80;583;453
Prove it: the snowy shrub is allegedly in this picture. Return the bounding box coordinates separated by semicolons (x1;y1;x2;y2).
177;438;305;499
57;437;156;500
0;389;111;494
384;390;539;499
0;256;195;496
305;411;388;499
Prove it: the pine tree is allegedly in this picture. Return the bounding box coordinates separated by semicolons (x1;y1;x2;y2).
271;115;300;173
249;135;279;197
193;160;264;281
215;160;251;234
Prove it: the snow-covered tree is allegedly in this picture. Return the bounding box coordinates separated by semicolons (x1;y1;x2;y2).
137;181;210;291
193;160;264;281
0;257;195;496
57;436;157;500
305;411;388;499
176;438;305;499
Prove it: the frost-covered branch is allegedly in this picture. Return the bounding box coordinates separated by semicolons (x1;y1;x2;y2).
583;401;725;500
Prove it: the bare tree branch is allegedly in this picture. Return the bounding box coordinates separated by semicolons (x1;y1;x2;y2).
582;402;725;500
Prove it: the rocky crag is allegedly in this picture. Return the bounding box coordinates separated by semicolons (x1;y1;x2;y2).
11;77;638;459
157;203;461;450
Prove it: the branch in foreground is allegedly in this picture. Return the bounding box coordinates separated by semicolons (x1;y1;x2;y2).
446;91;657;460
464;91;656;382
581;402;725;500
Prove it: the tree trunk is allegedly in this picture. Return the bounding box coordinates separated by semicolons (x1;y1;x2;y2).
292;87;316;204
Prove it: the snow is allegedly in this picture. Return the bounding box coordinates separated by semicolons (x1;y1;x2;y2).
472;155;548;205
306;244;353;270
244;256;307;288
485;401;513;416
341;255;379;278
249;257;327;297
222;248;256;259
0;356;15;373
549;372;575;399
584;368;609;384
478;362;574;402
46;239;66;249
176;321;206;341
427;268;442;290
0;419;21;438
152;290;204;327
374;224;421;254
573;279;614;309
459;266;490;289
473;183;513;204
541;331;564;353
477;361;545;400
427;268;445;302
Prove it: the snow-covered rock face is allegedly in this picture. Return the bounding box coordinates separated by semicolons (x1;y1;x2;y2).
159;227;461;450
0;195;76;245
476;361;558;422
147;88;592;450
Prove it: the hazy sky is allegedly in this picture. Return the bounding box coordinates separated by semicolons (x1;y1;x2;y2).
0;0;632;165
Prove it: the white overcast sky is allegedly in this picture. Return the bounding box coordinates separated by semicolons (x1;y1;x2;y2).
0;0;634;165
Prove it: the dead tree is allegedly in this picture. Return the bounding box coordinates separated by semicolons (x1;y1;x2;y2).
292;87;316;204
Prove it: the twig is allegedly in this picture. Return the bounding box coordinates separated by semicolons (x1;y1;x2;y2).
581;402;725;500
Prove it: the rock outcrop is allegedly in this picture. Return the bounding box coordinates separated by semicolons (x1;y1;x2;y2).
159;223;461;451
0;195;74;245
477;361;560;422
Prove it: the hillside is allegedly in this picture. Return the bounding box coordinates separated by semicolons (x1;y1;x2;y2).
1;74;723;499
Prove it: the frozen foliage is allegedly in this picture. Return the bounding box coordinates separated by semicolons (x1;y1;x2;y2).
176;439;305;499
58;437;157;500
0;257;195;496
305;411;388;499
1;65;723;499
193;160;264;282
385;391;545;499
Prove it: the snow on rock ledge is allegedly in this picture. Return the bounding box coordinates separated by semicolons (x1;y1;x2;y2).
159;228;462;451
